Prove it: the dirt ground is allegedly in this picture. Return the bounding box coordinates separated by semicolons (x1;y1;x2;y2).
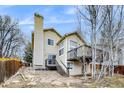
0;67;124;88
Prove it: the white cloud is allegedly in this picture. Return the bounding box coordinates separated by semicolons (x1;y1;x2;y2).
19;16;34;25
20;15;75;26
64;7;76;15
19;16;34;41
0;5;15;11
45;16;75;24
19;6;76;26
19;7;48;25
0;5;15;15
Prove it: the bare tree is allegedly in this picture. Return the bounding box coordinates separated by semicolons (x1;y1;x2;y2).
99;5;124;77
77;5;107;79
77;5;124;80
0;15;24;58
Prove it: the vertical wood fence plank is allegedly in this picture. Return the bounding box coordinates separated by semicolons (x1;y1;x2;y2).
0;58;22;83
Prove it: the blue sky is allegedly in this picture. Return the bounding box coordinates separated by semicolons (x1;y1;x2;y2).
0;5;79;41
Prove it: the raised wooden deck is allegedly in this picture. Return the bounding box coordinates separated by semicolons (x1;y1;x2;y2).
67;45;92;61
67;44;109;63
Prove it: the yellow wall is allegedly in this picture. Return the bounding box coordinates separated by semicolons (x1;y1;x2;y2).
43;30;61;67
56;38;67;72
66;34;85;75
32;13;87;75
57;34;85;75
69;61;82;75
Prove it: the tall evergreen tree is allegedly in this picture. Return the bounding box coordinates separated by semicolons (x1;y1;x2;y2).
23;42;33;64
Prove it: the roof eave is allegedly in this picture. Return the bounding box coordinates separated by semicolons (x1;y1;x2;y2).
57;32;86;45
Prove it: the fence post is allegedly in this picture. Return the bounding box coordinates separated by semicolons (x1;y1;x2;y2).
0;61;5;83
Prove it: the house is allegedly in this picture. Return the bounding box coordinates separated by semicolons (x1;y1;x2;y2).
32;13;124;76
32;13;93;76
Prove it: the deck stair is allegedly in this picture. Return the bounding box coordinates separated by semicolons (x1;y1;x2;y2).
45;58;69;76
55;60;69;77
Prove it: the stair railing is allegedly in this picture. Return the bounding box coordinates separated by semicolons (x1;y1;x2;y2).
56;60;69;76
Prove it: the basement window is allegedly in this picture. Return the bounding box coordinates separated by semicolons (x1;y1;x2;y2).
67;62;73;69
48;39;54;46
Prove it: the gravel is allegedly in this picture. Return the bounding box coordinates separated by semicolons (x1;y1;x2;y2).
1;67;124;88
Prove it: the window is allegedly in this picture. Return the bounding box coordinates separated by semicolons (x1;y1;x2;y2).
48;39;54;46
70;40;77;47
48;54;56;64
59;42;64;49
67;62;73;69
69;40;78;50
59;42;64;56
59;48;64;56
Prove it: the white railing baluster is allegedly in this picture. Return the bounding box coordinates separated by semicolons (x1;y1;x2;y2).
67;45;92;60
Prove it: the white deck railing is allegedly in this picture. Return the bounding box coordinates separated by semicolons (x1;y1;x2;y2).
67;45;92;61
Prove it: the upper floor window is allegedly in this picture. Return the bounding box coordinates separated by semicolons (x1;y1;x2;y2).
70;40;77;46
59;41;64;56
70;40;78;50
59;41;64;49
59;48;64;56
48;39;54;46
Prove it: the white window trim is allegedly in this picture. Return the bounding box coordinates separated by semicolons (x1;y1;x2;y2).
48;53;56;59
59;48;64;56
59;41;64;48
47;53;56;65
58;41;64;56
67;62;74;69
69;39;78;50
47;38;55;46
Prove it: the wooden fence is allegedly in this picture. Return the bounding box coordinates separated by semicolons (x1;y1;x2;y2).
114;65;124;75
89;64;124;75
0;58;22;83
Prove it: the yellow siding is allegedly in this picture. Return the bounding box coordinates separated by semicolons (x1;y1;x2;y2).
44;30;61;63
